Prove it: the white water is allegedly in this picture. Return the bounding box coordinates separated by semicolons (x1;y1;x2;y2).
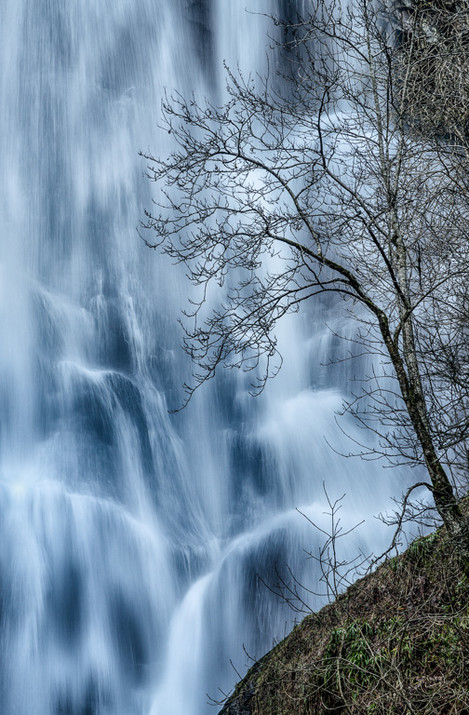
0;2;403;714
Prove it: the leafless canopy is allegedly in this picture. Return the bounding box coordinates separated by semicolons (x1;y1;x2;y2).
141;0;469;532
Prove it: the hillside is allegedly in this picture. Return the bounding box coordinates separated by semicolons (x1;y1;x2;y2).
219;524;469;714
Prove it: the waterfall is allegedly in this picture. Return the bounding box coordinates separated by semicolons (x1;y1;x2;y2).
0;2;402;714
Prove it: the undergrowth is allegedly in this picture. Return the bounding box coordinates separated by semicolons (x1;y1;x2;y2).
220;524;469;714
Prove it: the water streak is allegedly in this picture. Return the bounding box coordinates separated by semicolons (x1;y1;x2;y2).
0;2;399;713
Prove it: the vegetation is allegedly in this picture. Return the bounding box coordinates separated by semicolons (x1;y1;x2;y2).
142;0;469;534
219;519;469;714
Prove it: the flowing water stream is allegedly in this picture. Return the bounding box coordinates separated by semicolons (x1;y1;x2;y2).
0;2;403;713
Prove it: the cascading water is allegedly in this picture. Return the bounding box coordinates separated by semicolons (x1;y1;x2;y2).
0;2;405;714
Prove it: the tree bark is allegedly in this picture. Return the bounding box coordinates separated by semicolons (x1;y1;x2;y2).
378;311;464;532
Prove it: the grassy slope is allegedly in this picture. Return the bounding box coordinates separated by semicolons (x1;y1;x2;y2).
219;526;469;714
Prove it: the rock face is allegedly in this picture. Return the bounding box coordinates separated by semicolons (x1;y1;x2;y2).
394;0;469;135
218;525;469;715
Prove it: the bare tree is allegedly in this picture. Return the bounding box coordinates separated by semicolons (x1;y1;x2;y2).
141;0;469;533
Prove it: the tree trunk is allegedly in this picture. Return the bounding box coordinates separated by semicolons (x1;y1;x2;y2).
378;313;464;533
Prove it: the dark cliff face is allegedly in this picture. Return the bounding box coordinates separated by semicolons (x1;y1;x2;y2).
218;522;469;715
394;0;469;136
